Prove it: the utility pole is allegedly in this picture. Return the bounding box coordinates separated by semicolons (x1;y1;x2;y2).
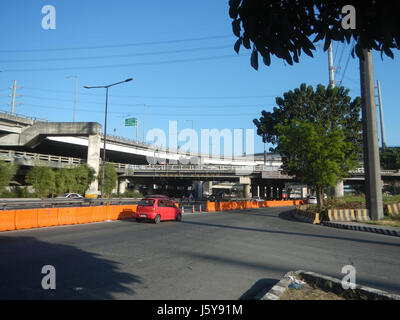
376;80;386;149
328;44;336;87
360;49;383;220
328;44;345;197
9;80;20;114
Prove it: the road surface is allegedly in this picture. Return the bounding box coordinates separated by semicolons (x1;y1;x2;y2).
0;207;399;299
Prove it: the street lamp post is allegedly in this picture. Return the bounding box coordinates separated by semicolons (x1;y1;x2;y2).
84;78;133;198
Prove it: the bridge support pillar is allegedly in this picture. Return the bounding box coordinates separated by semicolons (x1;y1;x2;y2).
239;177;252;199
194;181;203;200
86;133;101;197
334;180;344;198
118;178;128;195
203;181;212;196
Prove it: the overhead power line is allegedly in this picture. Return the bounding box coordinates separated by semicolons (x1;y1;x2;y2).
0;35;234;53
22;89;277;100
15;103;259;117
0;44;233;63
3;53;249;72
21;94;272;109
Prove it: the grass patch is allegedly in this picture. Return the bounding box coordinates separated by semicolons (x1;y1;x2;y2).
301;194;400;213
279;274;389;300
363;216;400;228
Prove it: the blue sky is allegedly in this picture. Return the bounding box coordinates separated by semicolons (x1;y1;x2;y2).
0;0;399;154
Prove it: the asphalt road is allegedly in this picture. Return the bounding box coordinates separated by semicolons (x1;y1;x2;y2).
0;207;399;299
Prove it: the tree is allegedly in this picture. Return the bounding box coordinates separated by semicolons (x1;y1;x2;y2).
0;160;16;194
254;83;362;156
254;83;361;208
380;147;400;170
98;163;118;198
229;0;400;69
276;120;356;209
25;166;56;198
72;164;96;195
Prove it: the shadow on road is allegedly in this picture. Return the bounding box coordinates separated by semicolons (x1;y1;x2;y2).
180;216;400;248
239;278;279;300
0;236;141;299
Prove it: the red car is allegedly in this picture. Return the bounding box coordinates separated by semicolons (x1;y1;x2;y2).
136;197;182;224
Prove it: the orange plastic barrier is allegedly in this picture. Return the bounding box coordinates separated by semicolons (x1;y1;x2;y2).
206;201;216;212
58;207;78;225
15;209;39;230
38;208;59;228
117;205;136;219
107;205;122;220
0;210;15;232
77;206;94;224
92;206;108;222
231;202;238;210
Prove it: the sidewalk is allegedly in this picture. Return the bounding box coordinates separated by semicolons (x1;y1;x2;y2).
321;220;400;237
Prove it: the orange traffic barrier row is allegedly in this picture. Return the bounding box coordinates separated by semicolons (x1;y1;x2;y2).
0;200;304;233
0;204;139;232
204;199;304;214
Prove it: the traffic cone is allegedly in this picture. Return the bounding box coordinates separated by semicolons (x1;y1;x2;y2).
199;205;202;213
192;205;195;213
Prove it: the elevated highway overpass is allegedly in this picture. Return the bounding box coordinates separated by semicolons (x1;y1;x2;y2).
1;112;398;198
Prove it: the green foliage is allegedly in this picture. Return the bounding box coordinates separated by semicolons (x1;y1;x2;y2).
71;164;96;195
380;147;400;170
266;84;362;209
276;120;356;188
229;0;400;69
254;83;362;161
98;163;118;198
25;166;56;198
25;164;95;198
0;160;16;192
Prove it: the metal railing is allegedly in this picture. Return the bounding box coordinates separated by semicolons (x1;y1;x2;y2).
0;149;84;165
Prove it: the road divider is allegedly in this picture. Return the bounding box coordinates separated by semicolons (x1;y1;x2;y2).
387;203;400;216
327;209;370;222
293;207;321;224
0;200;303;232
205;200;303;212
0;204;140;232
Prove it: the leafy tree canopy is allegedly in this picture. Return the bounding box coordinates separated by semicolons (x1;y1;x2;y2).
254;83;362;158
276;119;356;208
0;160;16;192
380;147;400;170
229;0;400;69
98;163;118;198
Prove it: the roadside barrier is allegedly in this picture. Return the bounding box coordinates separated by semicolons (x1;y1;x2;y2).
387;203;400;216
0;199;304;233
327;209;370;222
293;208;320;224
58;207;78;225
38;208;59;228
0;210;15;232
15;209;39;230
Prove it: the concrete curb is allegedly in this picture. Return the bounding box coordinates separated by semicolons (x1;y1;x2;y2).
292;210;320;224
260;271;297;300
321;221;400;237
291;210;400;238
261;270;400;300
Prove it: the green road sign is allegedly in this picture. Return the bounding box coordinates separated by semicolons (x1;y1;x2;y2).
125;118;137;126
